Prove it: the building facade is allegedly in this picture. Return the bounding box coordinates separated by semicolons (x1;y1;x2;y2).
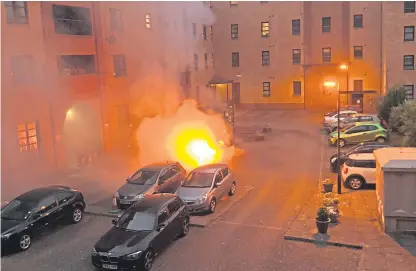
210;1;416;110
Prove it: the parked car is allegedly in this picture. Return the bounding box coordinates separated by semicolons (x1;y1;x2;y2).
341;153;376;190
322;110;357;128
329;142;389;172
1;186;85;253
176;164;236;214
92;194;189;271
328;122;387;148
327;114;381;133
114;162;187;209
324;105;362;117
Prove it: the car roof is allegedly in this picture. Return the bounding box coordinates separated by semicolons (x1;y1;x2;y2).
353;113;378;118
348;153;375;161
143;161;178;170
353;122;381;126
16;186;73;202
129;194;177;213
191;163;228;174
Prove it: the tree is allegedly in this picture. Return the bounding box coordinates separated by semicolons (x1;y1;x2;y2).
377;85;407;123
400;100;416;147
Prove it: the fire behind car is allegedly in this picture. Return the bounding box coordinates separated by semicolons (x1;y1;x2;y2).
1;186;85;253
114;162;187;209
92;194;190;271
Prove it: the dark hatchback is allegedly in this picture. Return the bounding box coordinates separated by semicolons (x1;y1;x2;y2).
92;194;190;271
329;142;389;172
114;162;186;209
1;185;85;253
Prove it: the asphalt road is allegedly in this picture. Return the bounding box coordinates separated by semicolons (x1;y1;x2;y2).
1;111;362;271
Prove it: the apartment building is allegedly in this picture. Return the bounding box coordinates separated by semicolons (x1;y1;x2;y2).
1;1;214;180
210;1;416;111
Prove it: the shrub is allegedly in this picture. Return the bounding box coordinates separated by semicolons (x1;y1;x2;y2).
317;207;330;222
377;86;407;123
389;106;405;133
400;100;416;147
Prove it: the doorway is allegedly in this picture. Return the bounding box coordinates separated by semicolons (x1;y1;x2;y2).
232;82;241;105
351;93;364;111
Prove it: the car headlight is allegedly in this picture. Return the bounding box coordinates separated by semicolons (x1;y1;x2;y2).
124;250;142;260
114;192;119;198
92;247;98;256
134;194;145;199
1;233;12;240
196;193;208;204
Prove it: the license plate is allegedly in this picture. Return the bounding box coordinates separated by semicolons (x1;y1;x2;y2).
119;200;130;204
102;264;118;270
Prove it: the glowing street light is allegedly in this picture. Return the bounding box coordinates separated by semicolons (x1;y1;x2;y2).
339;64;348;71
323;81;338;88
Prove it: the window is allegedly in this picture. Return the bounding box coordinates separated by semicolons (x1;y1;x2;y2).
260;1;268;3
158;209;169;225
404;55;415;70
403;85;415;99
203;24;207;40
221;168;229;178
232;52;239;67
293;81;302;96
292;49;301;64
263;82;271;97
58;55;96;75
53;5;92;36
56;192;74;205
404;26;415;41
346;125;367;134
204;53;208;69
109;8;122;32
354;160;376;169
261;22;270;37
354;80;363;91
231;24;238;39
359;116;373;122
145;13;151;28
11;55;34;84
212;53;214;67
262;50;270;66
193;54;198;71
167;200;180;214
230;1;238;6
192;23;196;39
292;19;300;35
404;1;415;13
113;55;126;77
17;122;38;153
353;14;363;28
35;196;57;214
210;25;213;40
322;48;331;63
365;125;378;131
354;46;363;59
214;171;223;183
322;17;331;33
4;1;28;24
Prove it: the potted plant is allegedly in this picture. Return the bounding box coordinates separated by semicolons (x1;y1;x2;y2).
322;179;334;193
316;207;331;234
327;207;339;223
323;198;333;207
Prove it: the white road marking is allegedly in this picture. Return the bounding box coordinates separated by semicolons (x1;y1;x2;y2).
217;220;283;231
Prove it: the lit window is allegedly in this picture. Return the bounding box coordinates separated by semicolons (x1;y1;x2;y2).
353;14;363;28
263;82;271;97
293;81;302;96
109;8;122;32
261;22;270;37
231;24;238;39
204;53;208;69
203;24;207;40
354;46;363;59
404;1;415;13
292;19;300;35
145;13;151;29
403;85;415;99
404;26;415;41
194;54;198;71
322;17;331;33
322;48;331;63
292;49;301;65
404;55;415;70
113;55;126;77
262;51;270;66
53;4;92;35
232;52;239;67
17;122;38;153
11;55;34;84
4;1;28;24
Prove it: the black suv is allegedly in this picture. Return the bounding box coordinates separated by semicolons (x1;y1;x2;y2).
1;186;85;253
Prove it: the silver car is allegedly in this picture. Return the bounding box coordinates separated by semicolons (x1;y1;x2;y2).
176;164;236;214
327;114;381;132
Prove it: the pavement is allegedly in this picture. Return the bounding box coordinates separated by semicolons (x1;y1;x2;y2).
1;110;412;271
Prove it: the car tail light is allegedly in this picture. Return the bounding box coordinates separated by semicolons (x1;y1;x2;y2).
343;167;348;174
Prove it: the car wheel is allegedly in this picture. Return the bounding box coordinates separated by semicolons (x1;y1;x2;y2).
375;137;386;143
208;198;216;214
18;233;32;251
347;176;364;190
71;207;83;224
141;249;154;271
338;139;346;148
179;217;190;237
228;182;236;196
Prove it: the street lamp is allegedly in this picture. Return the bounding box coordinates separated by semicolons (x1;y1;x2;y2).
323;79;342;195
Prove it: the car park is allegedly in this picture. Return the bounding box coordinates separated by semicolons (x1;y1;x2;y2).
327;114;381;133
329;142;389;172
328;122;387;148
176;164;236;214
114;162;187;209
341;153;376;190
1;186;85;253
92;194;190;271
322;110;357;128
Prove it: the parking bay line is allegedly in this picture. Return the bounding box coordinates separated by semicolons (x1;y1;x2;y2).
217;220;283;231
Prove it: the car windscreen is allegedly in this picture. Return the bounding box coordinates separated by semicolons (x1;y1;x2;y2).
182;172;214;188
1;199;37;221
128;169;160;185
341;124;355;132
116;211;156;231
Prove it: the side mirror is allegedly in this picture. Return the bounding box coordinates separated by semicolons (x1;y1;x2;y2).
111;219;117;225
156;223;165;231
214;182;220;188
33;212;42;219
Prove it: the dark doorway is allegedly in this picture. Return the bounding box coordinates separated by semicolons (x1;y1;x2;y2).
351;93;364;111
232;82;241;105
